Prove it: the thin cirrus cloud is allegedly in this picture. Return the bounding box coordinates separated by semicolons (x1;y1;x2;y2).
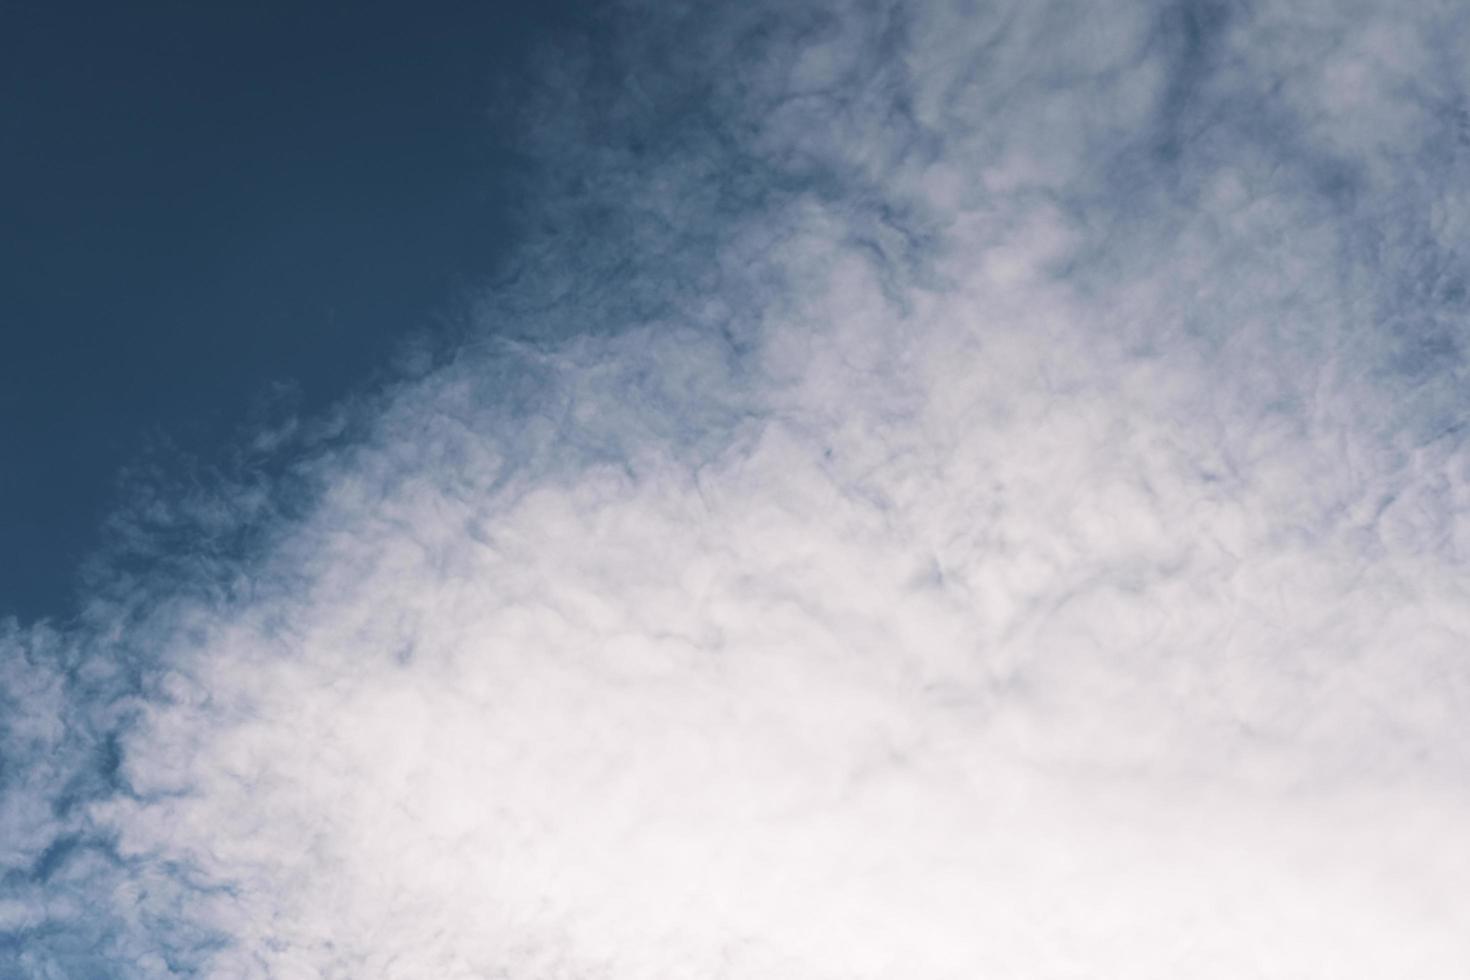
3;0;1469;976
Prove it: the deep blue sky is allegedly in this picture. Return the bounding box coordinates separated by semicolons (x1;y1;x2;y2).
1;1;590;621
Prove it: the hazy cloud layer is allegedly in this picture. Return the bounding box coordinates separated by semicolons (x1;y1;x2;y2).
5;0;1470;976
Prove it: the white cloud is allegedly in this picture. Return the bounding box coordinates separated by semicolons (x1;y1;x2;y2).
5;0;1470;975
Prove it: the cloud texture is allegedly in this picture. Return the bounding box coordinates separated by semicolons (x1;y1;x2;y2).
5;0;1470;975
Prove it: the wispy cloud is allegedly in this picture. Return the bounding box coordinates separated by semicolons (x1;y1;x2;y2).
5;0;1469;975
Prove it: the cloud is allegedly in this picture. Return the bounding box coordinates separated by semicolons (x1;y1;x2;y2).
5;0;1470;975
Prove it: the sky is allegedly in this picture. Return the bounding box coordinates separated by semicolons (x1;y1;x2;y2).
1;0;587;620
3;0;1470;977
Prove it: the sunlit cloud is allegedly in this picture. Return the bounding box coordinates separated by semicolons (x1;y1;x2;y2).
4;0;1469;976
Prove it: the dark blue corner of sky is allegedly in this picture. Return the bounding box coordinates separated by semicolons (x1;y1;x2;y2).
0;0;593;621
